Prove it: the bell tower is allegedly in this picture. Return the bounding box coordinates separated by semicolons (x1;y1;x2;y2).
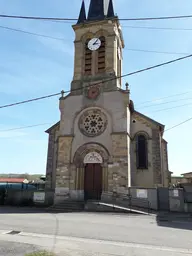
71;0;124;95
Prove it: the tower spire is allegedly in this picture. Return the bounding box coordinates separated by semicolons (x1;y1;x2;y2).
87;0;115;21
77;0;86;24
107;0;115;18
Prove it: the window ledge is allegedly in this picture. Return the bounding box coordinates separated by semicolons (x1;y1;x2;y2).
137;168;148;171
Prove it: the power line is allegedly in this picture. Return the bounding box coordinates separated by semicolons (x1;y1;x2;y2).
139;97;192;109
126;48;189;55
150;102;192;113
0;53;192;110
165;117;192;132
0;25;190;56
0;25;65;40
0;123;51;132
135;90;192;106
0;92;60;109
120;14;192;21
1;115;191;134
53;53;192;94
0;14;76;21
1;13;192;21
117;53;192;80
123;25;192;31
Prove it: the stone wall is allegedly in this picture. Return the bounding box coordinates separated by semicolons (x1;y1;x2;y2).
54;136;73;202
45;125;59;190
109;133;129;194
130;112;169;188
72;19;123;93
152;129;162;185
130;112;154;187
162;140;169;187
56;136;73;186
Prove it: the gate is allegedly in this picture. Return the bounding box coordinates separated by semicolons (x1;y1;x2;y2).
157;188;169;211
0;189;6;205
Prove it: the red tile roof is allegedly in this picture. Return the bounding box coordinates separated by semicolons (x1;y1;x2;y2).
0;178;27;183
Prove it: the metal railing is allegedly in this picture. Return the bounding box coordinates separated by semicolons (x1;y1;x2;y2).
184;192;192;203
89;191;151;214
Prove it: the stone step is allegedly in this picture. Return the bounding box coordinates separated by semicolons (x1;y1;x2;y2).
48;207;84;212
48;201;85;212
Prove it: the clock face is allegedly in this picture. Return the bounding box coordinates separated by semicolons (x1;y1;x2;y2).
88;38;101;51
87;86;100;99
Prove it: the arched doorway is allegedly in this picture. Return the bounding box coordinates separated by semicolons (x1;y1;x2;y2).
84;152;103;201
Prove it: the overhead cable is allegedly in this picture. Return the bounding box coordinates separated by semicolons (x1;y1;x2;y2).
1;116;191;134
0;123;51;132
0;25;190;56
0;54;192;109
1;13;192;21
135;90;192;106
165;117;192;132
139;97;192;109
0;92;60;109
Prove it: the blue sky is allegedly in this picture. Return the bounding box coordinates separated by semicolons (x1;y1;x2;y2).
0;0;192;175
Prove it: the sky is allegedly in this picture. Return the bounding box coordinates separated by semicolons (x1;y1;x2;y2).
0;0;192;176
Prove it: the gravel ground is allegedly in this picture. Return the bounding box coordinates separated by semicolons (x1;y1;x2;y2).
0;241;41;256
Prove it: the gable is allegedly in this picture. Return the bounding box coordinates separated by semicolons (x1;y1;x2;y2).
45;121;60;134
133;111;165;131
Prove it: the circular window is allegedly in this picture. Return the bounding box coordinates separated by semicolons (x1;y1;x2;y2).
79;109;107;137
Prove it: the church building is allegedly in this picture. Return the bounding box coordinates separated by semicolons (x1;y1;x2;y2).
45;0;169;203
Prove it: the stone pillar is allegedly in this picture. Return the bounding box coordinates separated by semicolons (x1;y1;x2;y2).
54;136;73;203
152;130;162;186
74;167;84;200
59;91;65;132
109;133;129;195
102;165;108;191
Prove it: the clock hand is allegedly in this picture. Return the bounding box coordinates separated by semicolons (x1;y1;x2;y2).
93;39;99;45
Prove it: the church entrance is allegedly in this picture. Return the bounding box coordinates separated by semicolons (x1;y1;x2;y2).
84;163;102;201
83;152;103;201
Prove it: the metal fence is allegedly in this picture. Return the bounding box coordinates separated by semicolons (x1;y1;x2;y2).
184;192;192;203
100;191;151;214
0;184;40;206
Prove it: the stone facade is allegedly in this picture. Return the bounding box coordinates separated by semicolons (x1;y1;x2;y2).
45;123;59;190
45;1;170;204
71;18;123;95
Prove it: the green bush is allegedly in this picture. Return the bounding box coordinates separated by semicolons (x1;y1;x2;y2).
25;251;56;256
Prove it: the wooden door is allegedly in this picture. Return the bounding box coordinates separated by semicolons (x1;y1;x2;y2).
84;163;102;201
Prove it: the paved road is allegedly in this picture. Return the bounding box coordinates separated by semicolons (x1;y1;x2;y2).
0;208;191;255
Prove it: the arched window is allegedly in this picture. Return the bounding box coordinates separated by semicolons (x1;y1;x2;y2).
84;39;92;75
97;36;106;73
136;134;148;169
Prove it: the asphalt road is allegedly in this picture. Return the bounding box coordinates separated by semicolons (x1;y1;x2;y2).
0;207;191;255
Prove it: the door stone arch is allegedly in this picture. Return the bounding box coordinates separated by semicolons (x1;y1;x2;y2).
73;143;110;196
73;142;110;167
84;151;103;164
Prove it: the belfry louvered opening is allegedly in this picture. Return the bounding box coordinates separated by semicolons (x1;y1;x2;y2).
97;36;106;73
84;39;92;75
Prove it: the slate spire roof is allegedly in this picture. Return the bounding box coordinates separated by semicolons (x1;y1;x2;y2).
77;0;115;24
77;0;86;24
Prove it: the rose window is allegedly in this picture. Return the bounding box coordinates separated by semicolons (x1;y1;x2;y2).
79;109;107;137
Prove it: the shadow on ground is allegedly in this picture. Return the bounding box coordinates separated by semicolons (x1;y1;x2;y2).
0;205;142;215
0;206;49;214
156;212;192;230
